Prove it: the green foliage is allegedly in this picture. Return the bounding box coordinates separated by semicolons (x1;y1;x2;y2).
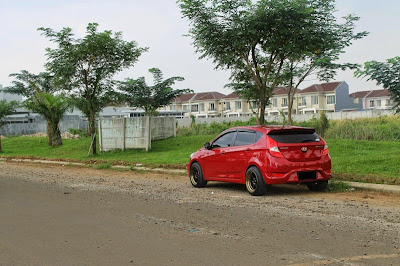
118;68;191;116
327;179;352;192
95;163;112;170
355;57;400;112
178;0;367;125
324;116;400;141
177;117;264;136
68;128;86;138
0;100;19;127
38;23;148;153
297;111;329;137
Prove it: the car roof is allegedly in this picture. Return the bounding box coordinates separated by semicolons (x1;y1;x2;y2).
223;125;315;134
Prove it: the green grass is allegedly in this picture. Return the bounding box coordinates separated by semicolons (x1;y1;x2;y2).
0;135;215;168
326;139;400;184
1;135;399;184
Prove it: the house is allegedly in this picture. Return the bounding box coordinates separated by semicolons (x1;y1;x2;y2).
265;87;291;115
350;89;393;110
166;92;226;118
221;92;253;117
296;81;361;114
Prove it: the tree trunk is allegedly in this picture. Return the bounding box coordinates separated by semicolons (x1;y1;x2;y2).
47;121;53;146
0;136;2;153
259;89;266;125
288;91;294;126
88;109;97;155
49;121;63;147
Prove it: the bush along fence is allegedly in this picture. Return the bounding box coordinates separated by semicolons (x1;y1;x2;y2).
98;116;176;152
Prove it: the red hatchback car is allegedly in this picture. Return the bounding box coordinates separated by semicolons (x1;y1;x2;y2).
188;126;331;196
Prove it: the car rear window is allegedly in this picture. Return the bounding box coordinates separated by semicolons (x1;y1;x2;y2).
268;130;320;143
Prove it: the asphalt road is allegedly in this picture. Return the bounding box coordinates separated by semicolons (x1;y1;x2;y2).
0;162;399;265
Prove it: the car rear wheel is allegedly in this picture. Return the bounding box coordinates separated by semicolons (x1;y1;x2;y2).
190;162;207;188
306;180;328;191
245;166;267;196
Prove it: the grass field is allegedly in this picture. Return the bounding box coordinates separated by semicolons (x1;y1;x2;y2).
1;135;399;184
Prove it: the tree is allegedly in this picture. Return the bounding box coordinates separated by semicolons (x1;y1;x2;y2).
118;68;191;115
355;57;400;112
178;0;367;125
5;71;70;147
0;100;18;152
38;23;148;154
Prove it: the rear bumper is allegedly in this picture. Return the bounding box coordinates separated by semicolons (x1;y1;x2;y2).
264;168;331;184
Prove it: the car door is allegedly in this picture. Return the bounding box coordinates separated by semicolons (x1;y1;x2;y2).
224;130;258;179
201;130;237;179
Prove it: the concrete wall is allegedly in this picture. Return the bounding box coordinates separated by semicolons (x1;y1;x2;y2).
99;117;176;152
0;117;88;136
176;109;396;127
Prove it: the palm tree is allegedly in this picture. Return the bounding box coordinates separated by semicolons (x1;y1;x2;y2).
5;71;71;147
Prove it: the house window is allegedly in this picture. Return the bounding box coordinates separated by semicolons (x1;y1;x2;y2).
370;100;375;107
170;105;176;111
251;101;258;109
225;102;231;110
209;103;215;111
301;97;306;106
235;101;242;110
191;104;198;112
386;99;392;106
282;98;288;107
199;103;205;111
272;99;278;107
183;105;189;111
376;100;381;107
327;95;335;105
312;96;318;105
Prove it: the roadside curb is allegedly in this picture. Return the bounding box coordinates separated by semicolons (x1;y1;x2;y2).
1;158;398;194
0;158;187;175
345;181;400;196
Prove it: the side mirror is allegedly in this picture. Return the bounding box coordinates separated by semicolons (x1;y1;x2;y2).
204;142;211;150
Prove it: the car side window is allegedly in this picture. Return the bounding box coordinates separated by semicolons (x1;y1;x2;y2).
212;131;236;148
234;131;256;146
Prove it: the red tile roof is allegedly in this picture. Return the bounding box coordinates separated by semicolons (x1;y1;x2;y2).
173;93;195;103
349;89;390;99
299;81;343;94
193;91;226;101
349;91;371;99
223;92;241;99
272;87;288;95
366;89;390;98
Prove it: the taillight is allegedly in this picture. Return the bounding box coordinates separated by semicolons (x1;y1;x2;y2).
267;137;284;158
322;144;329;155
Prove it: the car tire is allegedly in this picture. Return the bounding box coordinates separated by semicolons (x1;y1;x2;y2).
190;162;207;188
306;180;328;191
245;166;267;196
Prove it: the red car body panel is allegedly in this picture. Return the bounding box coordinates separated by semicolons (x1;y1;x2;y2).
188;125;331;185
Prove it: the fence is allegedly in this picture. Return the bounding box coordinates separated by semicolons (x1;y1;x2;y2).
98;116;176;152
176;110;396;127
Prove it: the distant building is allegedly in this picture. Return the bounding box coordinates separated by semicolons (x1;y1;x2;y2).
350;89;393;110
0;84;23;102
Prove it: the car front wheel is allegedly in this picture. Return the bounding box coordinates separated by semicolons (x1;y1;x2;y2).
190;162;207;188
245;166;267;196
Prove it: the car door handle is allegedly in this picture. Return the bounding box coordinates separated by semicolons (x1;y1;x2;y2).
221;151;226;155
245;148;251;152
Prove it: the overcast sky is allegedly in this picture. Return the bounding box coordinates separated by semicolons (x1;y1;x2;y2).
1;0;399;94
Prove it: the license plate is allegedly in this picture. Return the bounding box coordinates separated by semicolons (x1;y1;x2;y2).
298;171;317;180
